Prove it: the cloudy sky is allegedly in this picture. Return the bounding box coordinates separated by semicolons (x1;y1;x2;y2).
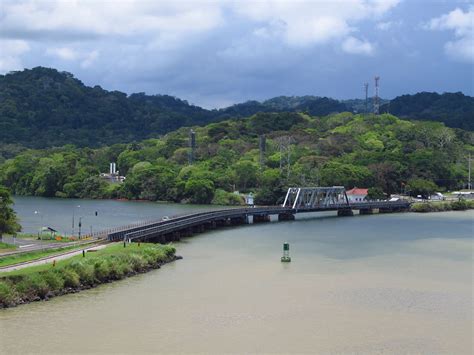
1;0;473;108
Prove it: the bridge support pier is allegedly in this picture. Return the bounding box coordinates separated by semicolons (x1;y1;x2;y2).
337;209;354;217
378;208;393;214
253;214;271;223
359;208;374;215
278;213;295;221
230;216;248;225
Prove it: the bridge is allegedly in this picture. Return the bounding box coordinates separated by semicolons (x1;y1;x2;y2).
107;187;411;243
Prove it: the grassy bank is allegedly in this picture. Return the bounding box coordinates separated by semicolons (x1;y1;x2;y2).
0;244;94;268
0;243;177;308
0;242;16;253
410;199;474;212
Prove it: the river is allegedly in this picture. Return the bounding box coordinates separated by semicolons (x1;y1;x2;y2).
1;197;473;354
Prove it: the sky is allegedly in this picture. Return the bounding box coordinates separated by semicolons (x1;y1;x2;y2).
0;0;473;108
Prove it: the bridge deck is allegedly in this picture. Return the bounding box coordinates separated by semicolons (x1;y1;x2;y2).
107;201;410;242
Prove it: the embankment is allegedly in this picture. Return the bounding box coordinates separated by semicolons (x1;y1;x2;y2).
0;243;180;308
410;199;474;212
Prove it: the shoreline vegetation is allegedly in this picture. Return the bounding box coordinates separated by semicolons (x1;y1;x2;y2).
410;199;474;212
0;243;179;309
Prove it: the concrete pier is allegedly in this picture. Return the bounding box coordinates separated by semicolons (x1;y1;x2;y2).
253;214;271;223
359;208;375;215
337;209;354;217
278;213;295;221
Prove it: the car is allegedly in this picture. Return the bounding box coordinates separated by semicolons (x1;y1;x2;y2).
161;216;170;221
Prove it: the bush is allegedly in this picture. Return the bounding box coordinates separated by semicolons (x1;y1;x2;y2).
106;257;126;280
62;268;80;288
93;259;111;282
16;274;50;299
42;270;65;291
451;200;469;210
68;261;95;286
126;253;147;272
0;280;17;306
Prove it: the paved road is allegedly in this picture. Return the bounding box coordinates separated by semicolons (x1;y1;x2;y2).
0;236;95;255
0;244;107;273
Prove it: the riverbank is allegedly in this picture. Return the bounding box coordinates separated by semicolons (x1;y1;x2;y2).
410;199;474;212
0;243;179;308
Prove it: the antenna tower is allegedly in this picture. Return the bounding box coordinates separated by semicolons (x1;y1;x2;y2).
259;134;266;168
374;76;380;115
364;83;369;114
188;129;196;165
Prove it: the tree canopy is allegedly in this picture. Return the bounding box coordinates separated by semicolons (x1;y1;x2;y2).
1;111;472;205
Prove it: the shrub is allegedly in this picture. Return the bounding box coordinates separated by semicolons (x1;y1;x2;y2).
16;274;50;299
126;253;147;272
452;200;469;210
93;259;111;282
0;280;17;307
42;270;65;291
68;261;95;286
106;257;125;280
62;268;80;288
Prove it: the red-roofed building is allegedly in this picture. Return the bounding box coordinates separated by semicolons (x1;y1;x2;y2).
346;187;368;202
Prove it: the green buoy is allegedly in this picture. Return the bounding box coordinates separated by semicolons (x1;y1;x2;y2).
281;242;291;262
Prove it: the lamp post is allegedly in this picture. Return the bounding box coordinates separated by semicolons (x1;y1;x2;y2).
78;217;82;240
34;210;43;240
72;205;81;236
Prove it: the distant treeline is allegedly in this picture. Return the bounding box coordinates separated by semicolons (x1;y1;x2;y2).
0;67;472;155
1;111;472;205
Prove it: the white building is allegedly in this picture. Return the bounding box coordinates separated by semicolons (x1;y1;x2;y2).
346;187;368;202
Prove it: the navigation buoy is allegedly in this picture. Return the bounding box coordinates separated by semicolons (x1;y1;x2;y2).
281;242;291;262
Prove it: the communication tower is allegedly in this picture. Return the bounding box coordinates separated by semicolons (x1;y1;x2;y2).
364;83;369;114
188;129;196;165
374;76;380;115
259;134;266;168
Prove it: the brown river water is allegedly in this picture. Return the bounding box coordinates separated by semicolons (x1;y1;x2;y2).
1;198;472;354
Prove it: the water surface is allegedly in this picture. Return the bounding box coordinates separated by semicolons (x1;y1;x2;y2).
1;198;472;354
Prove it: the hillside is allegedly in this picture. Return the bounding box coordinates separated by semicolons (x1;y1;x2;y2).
0;67;215;149
1;111;472;204
0;68;353;150
380;92;474;130
2;68;471;154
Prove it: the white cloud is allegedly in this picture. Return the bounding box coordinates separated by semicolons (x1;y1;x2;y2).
232;0;400;47
342;36;375;55
376;20;402;31
0;39;30;72
81;50;99;68
0;1;223;39
425;6;474;62
46;47;78;60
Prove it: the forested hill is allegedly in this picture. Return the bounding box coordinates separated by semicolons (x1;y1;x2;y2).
380;92;474;130
1;112;472;204
1;67;472;150
0;67;350;149
0;67;214;148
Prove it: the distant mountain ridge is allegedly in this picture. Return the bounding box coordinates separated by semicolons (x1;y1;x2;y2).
0;67;472;149
380;92;474;131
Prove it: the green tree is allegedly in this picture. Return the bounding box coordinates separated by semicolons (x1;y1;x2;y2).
184;179;215;204
0;186;21;241
406;178;438;199
367;187;386;200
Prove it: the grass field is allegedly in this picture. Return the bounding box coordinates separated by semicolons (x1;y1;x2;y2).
0;242;17;253
0;242;176;308
0;244;92;269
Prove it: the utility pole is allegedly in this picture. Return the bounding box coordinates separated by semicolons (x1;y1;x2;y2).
259;134;266;168
364;82;369;114
373;76;380;115
188;129;196;165
468;152;472;190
